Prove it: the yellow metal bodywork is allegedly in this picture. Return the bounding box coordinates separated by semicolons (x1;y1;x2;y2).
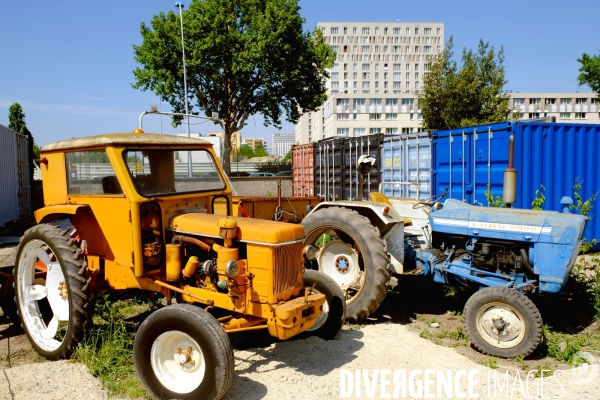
36;133;322;341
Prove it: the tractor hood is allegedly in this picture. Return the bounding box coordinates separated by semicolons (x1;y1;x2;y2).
170;213;305;246
430;199;588;246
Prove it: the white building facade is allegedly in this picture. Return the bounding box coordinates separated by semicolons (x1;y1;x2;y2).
271;132;295;158
295;21;599;144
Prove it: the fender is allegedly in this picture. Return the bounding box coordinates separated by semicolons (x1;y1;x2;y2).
34;204;91;224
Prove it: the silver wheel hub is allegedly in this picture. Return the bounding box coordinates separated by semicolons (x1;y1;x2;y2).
318;240;360;288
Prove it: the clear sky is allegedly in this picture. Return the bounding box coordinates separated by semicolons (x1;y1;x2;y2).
0;0;598;150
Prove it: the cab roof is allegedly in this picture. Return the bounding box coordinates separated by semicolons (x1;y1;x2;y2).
41;133;211;152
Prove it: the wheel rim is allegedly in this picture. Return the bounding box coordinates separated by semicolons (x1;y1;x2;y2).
308;228;366;306
306;288;329;332
16;239;70;352
151;330;206;394
475;302;526;349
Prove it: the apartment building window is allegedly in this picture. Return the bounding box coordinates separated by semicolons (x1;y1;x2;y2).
393;28;401;35
418;113;423;120
353;27;357;34
321;27;325;34
424;46;431;53
362;63;370;70
370;128;383;134
424;28;431;35
437;28;441;35
560;98;572;105
405;27;410;35
402;98;414;105
384;28;388;35
545;98;556;105
362;46;370;52
369;99;382;106
354;128;366;136
410;113;415;120
415;46;420;53
386;113;398;120
336;98;349;106
343;27;347;34
336;128;349;136
529;98;541;105
362;27;370;34
591;98;598;104
405;72;410;80
386;128;398;135
369;113;382;120
393;63;401;71
362;81;370;88
393;46;401;53
513;98;525;105
402;127;415;134
353;72;358;79
331;72;339;80
331;82;339;89
393;81;401;89
415;72;419;80
415;81;419;89
424;63;431;71
576;98;588;104
353;81;358;89
331;27;338;34
362;72;370;79
375;27;379;35
528;113;540;118
385;99;398;106
353;63;358;70
332;63;339;71
575;112;587;119
353;99;365;109
352;45;358;53
393;72;401;80
406;64;410;71
383;46;388;53
337;113;349;120
375;64;380;71
405;46;411;53
560;112;572;119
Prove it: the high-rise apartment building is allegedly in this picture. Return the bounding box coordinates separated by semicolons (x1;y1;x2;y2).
296;21;444;144
295;22;599;144
272;132;295;158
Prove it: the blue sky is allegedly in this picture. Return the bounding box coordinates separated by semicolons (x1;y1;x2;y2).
0;0;598;150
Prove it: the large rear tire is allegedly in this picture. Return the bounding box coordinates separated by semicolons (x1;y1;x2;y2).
302;207;391;322
301;269;346;340
134;304;234;400
14;224;92;360
463;287;543;358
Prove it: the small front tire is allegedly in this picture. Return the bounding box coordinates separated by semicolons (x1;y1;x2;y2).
302;269;346;340
134;304;234;400
463;287;543;358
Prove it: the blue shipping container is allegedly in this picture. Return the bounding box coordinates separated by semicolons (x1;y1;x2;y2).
432;121;600;243
380;132;432;199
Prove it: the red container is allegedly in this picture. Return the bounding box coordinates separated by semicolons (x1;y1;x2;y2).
292;143;315;197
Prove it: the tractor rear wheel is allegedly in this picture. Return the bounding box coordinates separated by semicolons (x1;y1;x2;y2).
134;304;234;400
463;287;543;358
14;224;92;360
302;207;391;322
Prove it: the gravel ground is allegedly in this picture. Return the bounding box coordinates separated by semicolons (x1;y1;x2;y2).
1;322;599;399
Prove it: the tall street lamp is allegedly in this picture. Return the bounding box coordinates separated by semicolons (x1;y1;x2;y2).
175;2;192;177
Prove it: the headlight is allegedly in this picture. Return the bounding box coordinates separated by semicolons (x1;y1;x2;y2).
303;245;318;261
225;260;240;278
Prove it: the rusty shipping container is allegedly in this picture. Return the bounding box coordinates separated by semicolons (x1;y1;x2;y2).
291;143;315;197
0;124;31;228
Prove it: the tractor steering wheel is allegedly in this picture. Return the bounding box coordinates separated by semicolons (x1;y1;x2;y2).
412;188;449;209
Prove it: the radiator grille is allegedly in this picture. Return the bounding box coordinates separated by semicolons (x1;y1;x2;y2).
273;242;303;294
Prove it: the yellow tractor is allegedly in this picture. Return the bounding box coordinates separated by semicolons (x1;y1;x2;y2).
13;132;345;399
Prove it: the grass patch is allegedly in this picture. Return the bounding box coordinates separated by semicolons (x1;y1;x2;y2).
482;356;498;369
72;293;158;398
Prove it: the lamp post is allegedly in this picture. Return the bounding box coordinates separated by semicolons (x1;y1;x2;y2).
175;2;193;177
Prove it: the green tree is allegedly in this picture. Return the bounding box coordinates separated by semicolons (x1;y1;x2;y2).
237;144;254;158
132;0;335;175
282;149;292;162
254;143;268;157
419;37;511;131
577;51;600;95
8;103;38;186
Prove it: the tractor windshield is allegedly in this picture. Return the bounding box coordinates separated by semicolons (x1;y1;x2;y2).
124;149;226;197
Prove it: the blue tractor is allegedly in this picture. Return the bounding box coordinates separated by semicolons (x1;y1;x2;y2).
303;192;588;358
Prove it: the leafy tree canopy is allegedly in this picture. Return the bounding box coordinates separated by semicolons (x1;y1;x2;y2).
282;149;292;162
578;51;600;95
419;37;511;131
237;144;254;158
253;143;268;157
132;0;335;174
8;102;39;163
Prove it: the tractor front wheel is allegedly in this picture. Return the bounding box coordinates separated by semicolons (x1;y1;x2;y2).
134;304;234;400
301;269;346;340
463;287;543;358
